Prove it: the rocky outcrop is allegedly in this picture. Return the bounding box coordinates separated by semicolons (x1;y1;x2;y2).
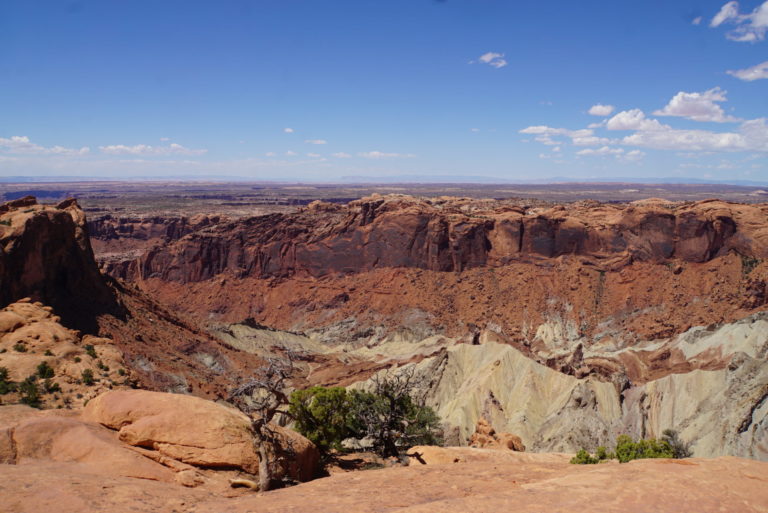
83;389;319;482
468;418;525;451
109;196;768;283
0;390;320;496
0;197;268;399
0;300;130;409
0;197;122;333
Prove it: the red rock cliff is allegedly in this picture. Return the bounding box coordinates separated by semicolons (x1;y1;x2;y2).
110;196;768;284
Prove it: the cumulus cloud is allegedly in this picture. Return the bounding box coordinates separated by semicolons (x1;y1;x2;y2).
476;52;508;69
265;152;277;157
306;152;322;158
304;139;327;145
285;150;297;156
358;151;415;159
606;109;670;131
99;142;207;156
332;152;351;158
692;16;703;25
620;117;768;152
0;135;90;156
709;1;768;42
588;104;615;116
727;60;768;81
284;128;294;133
653;88;739;123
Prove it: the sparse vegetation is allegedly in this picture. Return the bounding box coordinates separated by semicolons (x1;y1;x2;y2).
81;368;95;385
74;356;81;363
571;432;687;464
741;254;761;278
37;361;55;379
44;349;54;356
43;379;61;393
13;343;27;353
0;367;16;394
84;344;97;358
97;360;110;372
18;376;42;408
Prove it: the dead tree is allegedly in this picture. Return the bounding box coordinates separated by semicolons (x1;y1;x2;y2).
228;353;297;491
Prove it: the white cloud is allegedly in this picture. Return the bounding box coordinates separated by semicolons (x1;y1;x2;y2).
304;139;327;145
332;152;351;158
606;109;670;131
285;151;297;156
99;142;207;156
0;135;90;156
265;152;277;157
625;149;646;161
653;87;739;123
709;1;768;42
621;118;768;152
520;125;611;146
284;128;294;133
576;146;625;156
693;16;703;25
552;146;561;153
358;151;415;159
588;104;615;116
470;128;480;132
477;52;508;69
727;60;768;81
160;137;170;142
307;152;321;158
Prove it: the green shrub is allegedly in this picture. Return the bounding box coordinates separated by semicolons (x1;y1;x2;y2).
289;372;443;458
0;367;16;395
290;386;353;453
661;429;692;459
97;360;109;372
0;219;11;226
118;368;126;376
84;344;97;359
43;379;61;393
570;449;599;464
13;343;27;353
81;369;95;386
37;361;55;379
74;356;81;363
572;433;683;464
44;350;54;356
18;377;42;408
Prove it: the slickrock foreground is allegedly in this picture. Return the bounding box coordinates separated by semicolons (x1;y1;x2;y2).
1;444;766;513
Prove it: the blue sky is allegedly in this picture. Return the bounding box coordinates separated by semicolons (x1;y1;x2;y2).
1;0;767;182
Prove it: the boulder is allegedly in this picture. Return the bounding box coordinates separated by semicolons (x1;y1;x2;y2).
83;389;319;481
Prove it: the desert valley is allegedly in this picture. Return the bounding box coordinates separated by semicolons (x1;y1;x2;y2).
0;183;766;512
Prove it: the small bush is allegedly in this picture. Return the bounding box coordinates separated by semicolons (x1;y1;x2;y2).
0;367;16;395
74;356;81;363
44;350;54;356
572;433;684;464
662;429;692;459
18;377;42;408
13;343;27;353
118;368;126;376
81;369;95;386
37;361;55;379
97;360;110;372
43;379;61;393
84;345;97;359
0;219;11;226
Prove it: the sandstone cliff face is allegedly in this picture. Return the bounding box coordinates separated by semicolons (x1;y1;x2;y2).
0;197;121;333
0;197;266;399
109;196;768;283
